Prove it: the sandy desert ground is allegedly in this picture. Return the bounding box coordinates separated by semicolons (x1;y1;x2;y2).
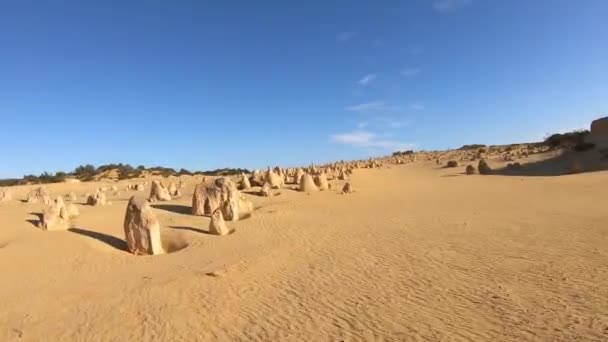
1;154;608;341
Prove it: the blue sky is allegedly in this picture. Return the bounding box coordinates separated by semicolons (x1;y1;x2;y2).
1;0;607;178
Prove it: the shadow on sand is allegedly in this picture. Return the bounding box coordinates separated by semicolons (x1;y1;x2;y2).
25;212;42;227
243;190;282;197
169;225;214;235
490;149;608;176
441;174;463;178
151;204;192;215
68;228;128;251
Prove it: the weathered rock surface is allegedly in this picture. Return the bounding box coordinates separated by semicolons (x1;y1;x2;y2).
27;187;50;204
313;173;329;191
260;182;273;197
87;191;107;206
299;174;318;193
123;196;164;255
478;159;492;175
341;182;353;194
192;177;252;221
590;116;608;137
148;181;172;202
40;197;70;231
209;209;231;236
265;171;283;189
466;165;476;175
239;173;251;190
0;188;12;203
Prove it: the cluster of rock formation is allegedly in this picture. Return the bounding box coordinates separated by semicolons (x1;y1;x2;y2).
192;177;253;221
27;187;51;205
87;191;107;206
148;180;172;202
39;196;79;231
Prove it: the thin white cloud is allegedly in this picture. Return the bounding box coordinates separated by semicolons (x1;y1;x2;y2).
383;118;408;128
330;130;415;151
345;101;401;113
373;117;408;129
331;131;375;145
336;31;356;43
409;103;425;110
401;68;421;78
434;0;472;12
356;122;368;129
357;73;377;86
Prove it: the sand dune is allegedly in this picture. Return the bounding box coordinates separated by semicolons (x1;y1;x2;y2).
1;155;607;341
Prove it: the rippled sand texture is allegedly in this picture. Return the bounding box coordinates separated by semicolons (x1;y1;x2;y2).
1;162;607;341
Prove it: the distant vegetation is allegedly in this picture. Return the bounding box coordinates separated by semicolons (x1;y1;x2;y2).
392;150;414;156
0;164;250;187
459;144;487;150
544;129;591;150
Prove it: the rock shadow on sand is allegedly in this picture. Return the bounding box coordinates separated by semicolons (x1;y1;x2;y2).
151;204;192;215
169;225;214;235
242;190;283;197
491;148;608;176
68;228;128;251
25;212;42;227
168;226;235;236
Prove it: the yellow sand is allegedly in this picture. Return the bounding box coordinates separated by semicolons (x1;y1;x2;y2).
1;161;607;341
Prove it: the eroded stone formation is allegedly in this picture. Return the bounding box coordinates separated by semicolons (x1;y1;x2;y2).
260;182;273;197
65;192;77;202
27;187;50;204
0;188;12;203
338;169;348;181
478;159;492;175
209;209;231;236
299;173;318;193
590;117;608;137
466;165;476;175
250;170;265;187
192;177;252;221
239;173;251;190
123;196;163;255
265;170;283;189
294;168;305;185
341;182;353;194
87;191;107;206
66;202;80;218
167;182;181;197
148;180;172;202
314;173;329;191
40;197;70;231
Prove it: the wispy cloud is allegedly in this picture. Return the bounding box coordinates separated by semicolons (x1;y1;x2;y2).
433;0;472;12
401;68;421;78
331;130;415;151
356;122;368;129
375;117;408;128
345;101;401;113
357;73;377;86
409;103;425;110
336;31;356;43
